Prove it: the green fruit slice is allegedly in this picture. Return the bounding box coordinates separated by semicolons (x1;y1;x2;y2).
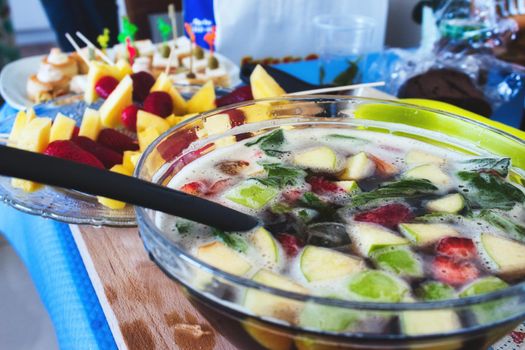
426;193;465;214
459;276;508;298
481;233;525;279
225;179;279;209
244;269;308;323
400;310;460;336
404;164;451;187
347;270;408;302
371;246;423;278
196;241;251;276
300;246;363;282
416;281;456;301
250;227;280;267
293;146;339;171
299;302;359;332
349;223;409;257
339;152;375;181
398;223;459;246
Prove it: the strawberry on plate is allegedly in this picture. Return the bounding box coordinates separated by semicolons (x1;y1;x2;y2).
354;203;413;229
44;140;104;169
72;136;122;169
432;255;479;286
95;76;119;99
121;105;140;132
436;237;477;260
143;91;173;118
97;128;139;153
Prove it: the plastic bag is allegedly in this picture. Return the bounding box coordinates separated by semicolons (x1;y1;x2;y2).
378;1;523;117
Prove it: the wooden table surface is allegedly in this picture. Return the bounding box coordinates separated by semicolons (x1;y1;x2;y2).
71;225;237;350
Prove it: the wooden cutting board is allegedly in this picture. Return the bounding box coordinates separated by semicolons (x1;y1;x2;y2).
70;225;237;350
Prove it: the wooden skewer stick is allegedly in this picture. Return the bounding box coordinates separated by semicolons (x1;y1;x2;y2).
287;81;386;96
75;31;114;65
65;33;89;65
168;4;178;46
164;42;177;75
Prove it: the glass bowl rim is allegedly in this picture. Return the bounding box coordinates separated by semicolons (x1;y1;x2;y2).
135;95;525;312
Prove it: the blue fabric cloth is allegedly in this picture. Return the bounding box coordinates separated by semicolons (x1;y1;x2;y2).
0;106;116;350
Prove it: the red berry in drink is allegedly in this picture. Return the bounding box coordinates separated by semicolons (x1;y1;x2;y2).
431;255;479;286
95;76;119;99
206;179;232;195
354;203;413;229
277;233;302;257
121;105;140;132
97;128;139;153
130;71;155;102
44;140;104;169
308;176;343;194
180;181;208;196
369;154;398;177
282;189;304;203
143;91;173;117
215;86;253;107
71;136;122;169
436;237;477;260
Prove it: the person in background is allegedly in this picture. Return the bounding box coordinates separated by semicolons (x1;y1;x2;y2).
40;0;119;51
0;0;19;69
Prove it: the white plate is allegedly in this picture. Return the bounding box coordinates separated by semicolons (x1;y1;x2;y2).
0;55;45;110
0;52;240;111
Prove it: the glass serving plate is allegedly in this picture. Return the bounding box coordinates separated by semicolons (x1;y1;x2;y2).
0;85;230;227
135;97;525;350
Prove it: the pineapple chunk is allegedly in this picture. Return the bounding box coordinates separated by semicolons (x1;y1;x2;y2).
114;59;132;80
85;61;120;103
8;109;36;145
97;164;132;209
50;113;76;142
99;75;133;128
150;73;187;114
12;116;51;193
187;80;216;113
122;150;142;172
250;65;286;99
138;127;161;151
136;110;171;134
79;108;102;140
17;117;52;153
11;178;42;192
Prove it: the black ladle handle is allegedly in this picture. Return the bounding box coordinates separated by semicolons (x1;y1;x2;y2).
0;145;259;231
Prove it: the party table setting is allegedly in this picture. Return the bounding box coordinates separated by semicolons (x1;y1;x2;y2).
1;1;525;350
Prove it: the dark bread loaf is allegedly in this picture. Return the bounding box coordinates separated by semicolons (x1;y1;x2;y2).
398;68;492;117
